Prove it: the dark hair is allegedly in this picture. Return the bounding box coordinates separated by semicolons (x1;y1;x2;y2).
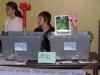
6;1;23;18
38;11;51;25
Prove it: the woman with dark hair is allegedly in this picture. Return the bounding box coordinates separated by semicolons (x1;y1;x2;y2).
4;1;23;32
34;11;54;52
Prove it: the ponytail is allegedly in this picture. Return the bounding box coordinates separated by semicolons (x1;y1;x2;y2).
15;10;23;18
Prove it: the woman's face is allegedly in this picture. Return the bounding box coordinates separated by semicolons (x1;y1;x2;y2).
38;16;46;27
6;6;15;16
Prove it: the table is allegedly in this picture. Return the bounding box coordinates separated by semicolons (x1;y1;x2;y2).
0;52;98;75
0;60;97;75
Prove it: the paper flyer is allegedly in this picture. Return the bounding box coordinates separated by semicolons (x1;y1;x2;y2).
55;15;71;35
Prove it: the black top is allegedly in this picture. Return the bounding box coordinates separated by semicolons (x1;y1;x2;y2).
34;25;54;52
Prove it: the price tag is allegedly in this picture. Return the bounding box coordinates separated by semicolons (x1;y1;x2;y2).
38;52;56;63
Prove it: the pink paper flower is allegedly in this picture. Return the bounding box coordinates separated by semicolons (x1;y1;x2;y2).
68;13;77;28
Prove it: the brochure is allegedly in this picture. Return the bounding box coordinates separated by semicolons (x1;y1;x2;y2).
55;15;71;35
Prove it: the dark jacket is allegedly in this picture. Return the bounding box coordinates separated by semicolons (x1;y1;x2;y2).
34;25;54;52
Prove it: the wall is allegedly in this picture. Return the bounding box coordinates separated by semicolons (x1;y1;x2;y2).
0;0;100;53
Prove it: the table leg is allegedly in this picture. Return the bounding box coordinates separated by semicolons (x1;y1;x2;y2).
93;66;98;75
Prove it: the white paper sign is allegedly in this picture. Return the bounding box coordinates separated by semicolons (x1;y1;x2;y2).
14;42;27;51
64;42;76;50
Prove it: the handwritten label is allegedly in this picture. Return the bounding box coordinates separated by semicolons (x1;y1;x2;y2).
38;52;56;63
